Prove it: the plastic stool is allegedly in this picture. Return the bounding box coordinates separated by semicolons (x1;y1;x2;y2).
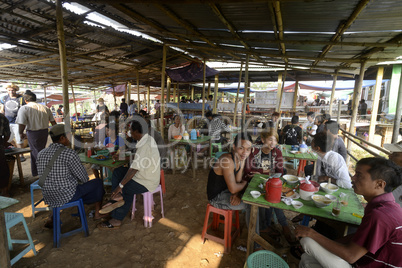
201;204;240;253
131;185;165;228
30;180;51;218
160;170;166;196
102;167;112;186
296;159;307;176
214;151;228;161
246;250;289;268
53;198;89;248
210;143;222;158
5;212;37;266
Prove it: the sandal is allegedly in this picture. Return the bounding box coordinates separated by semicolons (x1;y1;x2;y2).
97;221;120;230
290;245;304;260
99;199;125;214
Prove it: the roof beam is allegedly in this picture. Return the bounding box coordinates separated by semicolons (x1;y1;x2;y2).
268;1;287;63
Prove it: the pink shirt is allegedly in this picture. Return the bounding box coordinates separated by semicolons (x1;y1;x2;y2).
352;193;402;268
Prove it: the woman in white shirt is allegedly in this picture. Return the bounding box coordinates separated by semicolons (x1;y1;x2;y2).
168;115;187;169
168;115;185;140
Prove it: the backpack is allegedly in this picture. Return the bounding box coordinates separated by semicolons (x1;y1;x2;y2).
285;125;298;145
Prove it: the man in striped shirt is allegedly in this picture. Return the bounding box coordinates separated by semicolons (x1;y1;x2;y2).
295;158;402;268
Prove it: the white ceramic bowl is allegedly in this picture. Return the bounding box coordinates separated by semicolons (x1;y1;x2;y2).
299;189;315;200
320;183;339;194
291;201;303;209
312;194;333;208
325;194;337;202
250;191;261;199
283;175;299;184
299;147;308;153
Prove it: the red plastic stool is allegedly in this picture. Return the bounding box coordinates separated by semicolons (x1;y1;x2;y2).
160;170;166;196
201;204;240;253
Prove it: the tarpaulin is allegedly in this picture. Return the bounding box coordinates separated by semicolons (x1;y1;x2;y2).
166;62;219;82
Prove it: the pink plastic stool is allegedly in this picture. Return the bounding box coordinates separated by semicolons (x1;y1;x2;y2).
131;184;165;227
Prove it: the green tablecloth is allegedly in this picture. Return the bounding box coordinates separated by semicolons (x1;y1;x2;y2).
79;153;129;169
242;175;363;226
280;144;317;161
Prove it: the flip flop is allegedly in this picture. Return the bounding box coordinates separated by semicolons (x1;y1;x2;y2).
290;245;304;260
97;221;120;230
99;199;125;214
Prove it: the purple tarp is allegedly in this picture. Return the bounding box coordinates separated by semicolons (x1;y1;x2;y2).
166;62;219;82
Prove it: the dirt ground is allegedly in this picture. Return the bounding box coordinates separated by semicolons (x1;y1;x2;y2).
4;149;303;268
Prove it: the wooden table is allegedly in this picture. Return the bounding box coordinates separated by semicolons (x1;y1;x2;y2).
242;175;363;257
79;153;129;181
280;145;318;176
5;148;32;186
169;136;211;178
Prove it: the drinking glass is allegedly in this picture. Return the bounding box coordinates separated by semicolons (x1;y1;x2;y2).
331;199;341;217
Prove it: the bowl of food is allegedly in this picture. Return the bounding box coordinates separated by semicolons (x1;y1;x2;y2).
291;200;303;209
283;175;299;184
312;194;333;208
320;183;339;194
173;135;182;140
96;149;110;156
250;191;261;199
91;155;109;161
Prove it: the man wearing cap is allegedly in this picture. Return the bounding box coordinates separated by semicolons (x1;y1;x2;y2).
15;91;56;177
384;141;402;207
0;84;26;161
37;124;104;222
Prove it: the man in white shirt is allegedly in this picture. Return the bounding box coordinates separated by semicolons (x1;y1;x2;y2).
303;112;318;145
312;132;351;189
16;91;56;177
98;118;160;229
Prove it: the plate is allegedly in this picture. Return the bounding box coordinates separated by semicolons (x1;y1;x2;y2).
289;150;298;154
287;192;300;199
90;155;109;161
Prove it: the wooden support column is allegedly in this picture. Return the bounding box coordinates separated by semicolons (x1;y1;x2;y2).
177;84;180;103
329;71;338;116
191;86;194;100
368;67;384;143
347;61;366;165
160;45;167;137
112;85;117;108
277;65;288;112
136;71;140;112
44;86;47;107
242;55;250;126
213;74;219;113
56;0;70;126
337;100;342;123
292;80;299;111
392;72;402;143
71;85;79;122
275;74;283;113
207;83;211;98
167;77;171;103
127;82;131;103
201;59;207;117
147;86;151;111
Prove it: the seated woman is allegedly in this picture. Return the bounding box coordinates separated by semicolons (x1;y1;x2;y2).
244;129;295;244
168;115;187;169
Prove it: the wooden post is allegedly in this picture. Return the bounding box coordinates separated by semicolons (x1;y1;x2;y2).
173;83;177;103
71;85;79;122
177;84;180;103
207;83;211;98
242;55;250;126
201;59;206;117
292;80;299;111
337;100;342;123
368;67;384;143
112;85;117;109
329;71;338;116
187;87;191;100
56;0;70;127
392;73;402;143
167;77;171;103
160;45;167;138
213;74;219;113
43;86;47;107
346;61;366;165
147;85;151;111
127;82;131;103
233;62;243;127
136;71;140;112
191;86;194;100
277;65;288;112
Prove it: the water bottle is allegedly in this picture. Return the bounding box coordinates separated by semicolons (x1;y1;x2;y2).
190;129;197;140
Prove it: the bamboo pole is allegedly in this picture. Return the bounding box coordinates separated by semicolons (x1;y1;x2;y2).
191;86;194;100
207;83;211;98
173;83;177;103
346;61;366;165
177;83;180;103
341;127;390;154
277;65;288;112
337;100;342;123
368;67;384;143
147;85;151;112
392;73;402;143
187;87;191;100
56;0;70;126
112;85;117;109
167;77;171;103
329;71;338;116
127;82;131;103
275;74;283;113
44;86;47;107
292;80;299;111
233;61;243;126
201;59;206;117
242;55;250;126
136;71;140;112
71;84;79;122
160;45;167;138
213;74;219;113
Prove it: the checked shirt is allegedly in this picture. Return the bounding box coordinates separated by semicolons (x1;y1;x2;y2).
37;143;88;207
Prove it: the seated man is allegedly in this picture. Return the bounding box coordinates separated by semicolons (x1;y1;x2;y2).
37;124;104;221
325;120;347;161
306;132;351;189
281;115;302;145
302;112;317;145
296;158;402;268
207;133;253;221
384;142;402;207
98;119;160;229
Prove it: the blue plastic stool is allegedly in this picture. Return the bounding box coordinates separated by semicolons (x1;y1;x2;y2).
30;180;51;218
246;250;289;268
53;199;89;248
102;167;112;186
5;212;37;266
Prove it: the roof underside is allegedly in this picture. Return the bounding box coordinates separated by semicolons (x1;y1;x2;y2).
0;0;401;89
